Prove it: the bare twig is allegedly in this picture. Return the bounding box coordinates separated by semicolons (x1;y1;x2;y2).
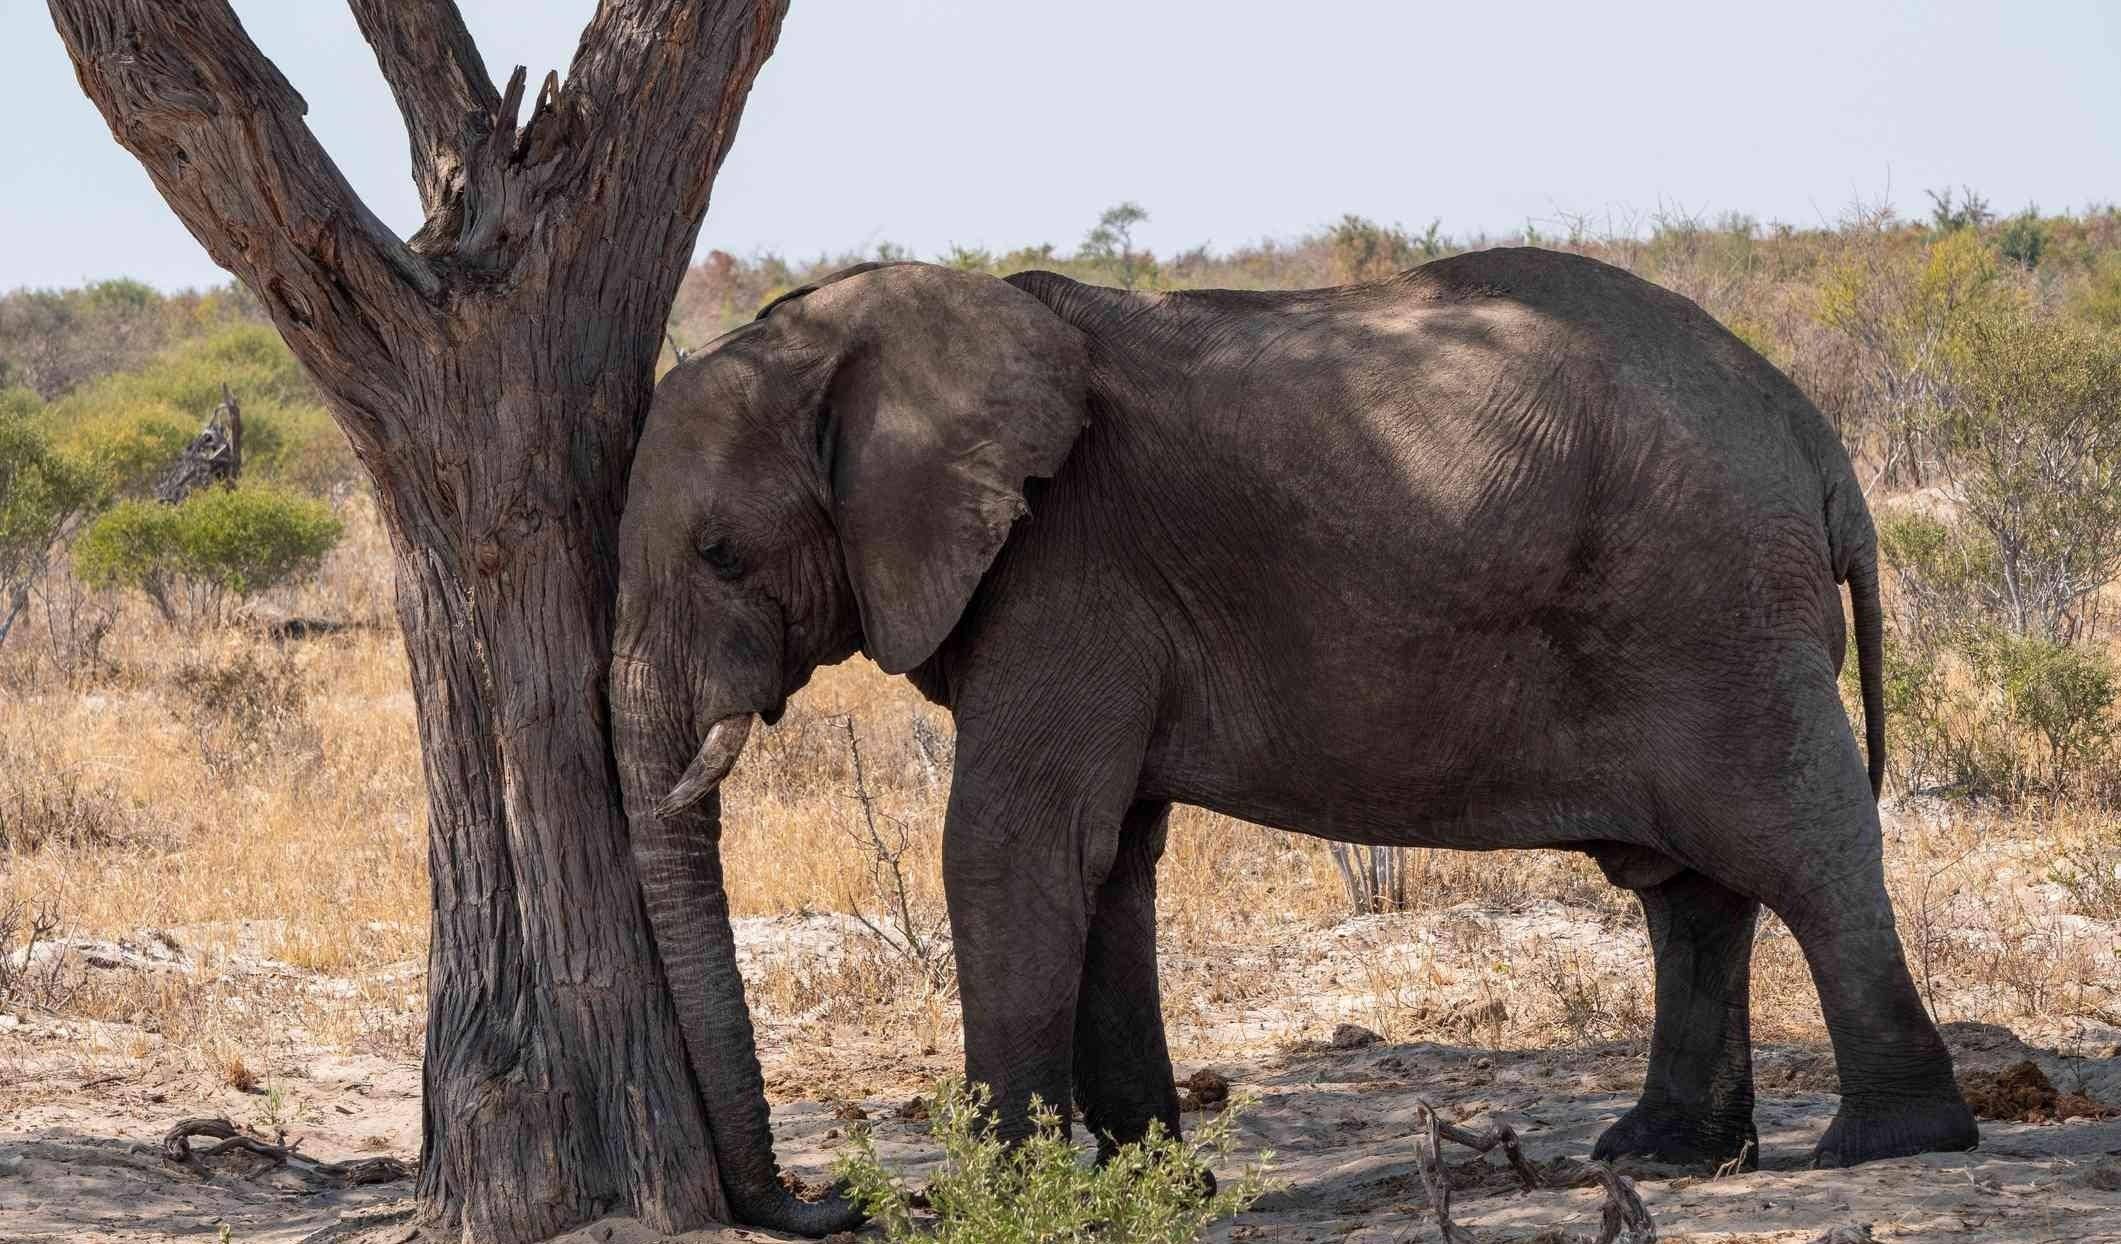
1412;1103;1494;1243
1711;1138;1754;1181
835;716;952;990
0;897;80;1012
1412;1102;1656;1243
156;1116;412;1187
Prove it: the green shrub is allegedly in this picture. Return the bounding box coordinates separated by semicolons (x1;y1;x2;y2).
1973;629;2118;794
74;483;341;627
1879;625;2117;801
835;1078;1269;1244
1877;510;1995;640
241;400;359;496
1325;214;1419;283
0;391;98;641
1816;227;2002;489
2070;252;2121;331
46;399;193;501
1933;304;2121;643
1998;209;2046;269
43;326;359;497
74;323;317;414
71;499;178;600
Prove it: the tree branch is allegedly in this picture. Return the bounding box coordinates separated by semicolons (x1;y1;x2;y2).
558;0;792;270
47;0;439;435
346;0;501;219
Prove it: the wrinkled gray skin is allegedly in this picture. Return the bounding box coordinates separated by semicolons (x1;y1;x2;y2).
610;249;1978;1235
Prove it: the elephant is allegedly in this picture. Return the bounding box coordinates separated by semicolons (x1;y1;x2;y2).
608;247;1979;1234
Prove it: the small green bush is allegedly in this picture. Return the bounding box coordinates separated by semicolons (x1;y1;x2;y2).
835;1078;1269;1244
1879;625;2117;801
2070;252;2121;331
1973;629;2118;794
1933;304;2121;643
1998;209;2046;269
43;326;359;497
1326;214;1419;283
0;392;98;641
47;399;192;501
75;483;341;627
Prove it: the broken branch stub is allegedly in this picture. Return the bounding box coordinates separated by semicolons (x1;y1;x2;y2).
153;385;242;505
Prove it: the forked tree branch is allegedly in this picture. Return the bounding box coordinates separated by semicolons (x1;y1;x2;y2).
47;0;439;433
347;0;501;218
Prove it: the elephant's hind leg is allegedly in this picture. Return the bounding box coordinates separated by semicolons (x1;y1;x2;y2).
1593;869;1761;1168
1778;857;1978;1166
1729;674;1977;1167
1072;800;1184;1159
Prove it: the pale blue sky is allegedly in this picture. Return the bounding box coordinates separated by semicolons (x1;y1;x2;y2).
3;1;2117;291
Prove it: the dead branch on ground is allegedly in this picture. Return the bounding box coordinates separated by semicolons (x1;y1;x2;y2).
1412;1101;1655;1243
156;1116;411;1187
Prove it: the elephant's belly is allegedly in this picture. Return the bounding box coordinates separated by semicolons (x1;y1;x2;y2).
1139;666;1662;855
1150;764;1657;855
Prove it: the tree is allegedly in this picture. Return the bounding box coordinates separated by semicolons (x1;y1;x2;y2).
46;2;810;1240
1081;200;1154;289
0;391;95;646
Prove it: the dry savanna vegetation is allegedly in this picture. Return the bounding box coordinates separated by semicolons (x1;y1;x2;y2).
5;195;2121;1241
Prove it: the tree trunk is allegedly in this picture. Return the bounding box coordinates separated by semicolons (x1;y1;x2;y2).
46;2;791;1239
387;349;731;1239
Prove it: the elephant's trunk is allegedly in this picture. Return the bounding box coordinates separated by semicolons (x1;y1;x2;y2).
611;661;863;1237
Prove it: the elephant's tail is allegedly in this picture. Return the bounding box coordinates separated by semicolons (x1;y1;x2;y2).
1850;548;1887;800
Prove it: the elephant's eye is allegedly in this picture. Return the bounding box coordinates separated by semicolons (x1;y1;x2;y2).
698;536;745;581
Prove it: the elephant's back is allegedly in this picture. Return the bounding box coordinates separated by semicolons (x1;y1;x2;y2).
1391;248;1852;501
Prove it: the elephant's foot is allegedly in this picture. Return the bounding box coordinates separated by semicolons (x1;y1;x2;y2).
1811;1094;1978;1168
1593;1101;1758;1170
1090;1123;1218;1198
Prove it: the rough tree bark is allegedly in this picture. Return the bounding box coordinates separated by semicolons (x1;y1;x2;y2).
47;3;789;1239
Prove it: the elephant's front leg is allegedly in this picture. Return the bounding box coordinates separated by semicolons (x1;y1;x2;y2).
1073;800;1183;1157
941;725;1146;1141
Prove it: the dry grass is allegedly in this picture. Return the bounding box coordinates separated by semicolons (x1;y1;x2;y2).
2;497;2117;1112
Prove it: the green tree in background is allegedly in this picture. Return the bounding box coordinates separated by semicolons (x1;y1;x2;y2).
0;389;97;645
1082;201;1155;289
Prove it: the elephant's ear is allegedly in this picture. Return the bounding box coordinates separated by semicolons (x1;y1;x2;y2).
772;264;1088;674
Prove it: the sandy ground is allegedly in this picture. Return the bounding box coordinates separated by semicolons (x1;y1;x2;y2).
5;917;2120;1243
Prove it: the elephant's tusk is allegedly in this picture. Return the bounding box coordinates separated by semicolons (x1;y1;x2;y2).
656;713;753;818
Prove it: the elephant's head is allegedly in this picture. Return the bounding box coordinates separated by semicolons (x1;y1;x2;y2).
609;262;1087;1234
